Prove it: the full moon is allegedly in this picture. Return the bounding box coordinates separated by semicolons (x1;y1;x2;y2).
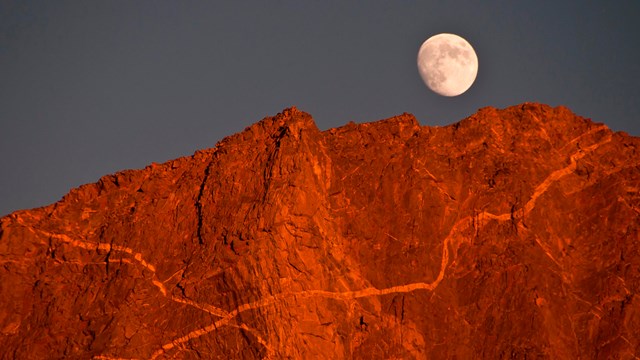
417;33;478;97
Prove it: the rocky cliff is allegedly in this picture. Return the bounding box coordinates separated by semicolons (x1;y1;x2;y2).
1;103;639;359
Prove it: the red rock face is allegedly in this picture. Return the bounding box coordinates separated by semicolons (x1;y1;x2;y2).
1;103;639;359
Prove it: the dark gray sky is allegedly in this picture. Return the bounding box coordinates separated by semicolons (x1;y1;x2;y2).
1;1;639;216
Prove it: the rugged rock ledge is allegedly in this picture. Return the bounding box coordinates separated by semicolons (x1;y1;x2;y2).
1;103;639;359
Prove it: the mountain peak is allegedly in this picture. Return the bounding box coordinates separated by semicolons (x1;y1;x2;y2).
1;104;639;359
240;106;319;141
465;103;601;132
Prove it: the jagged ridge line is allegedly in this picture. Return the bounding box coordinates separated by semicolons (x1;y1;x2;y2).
11;127;618;359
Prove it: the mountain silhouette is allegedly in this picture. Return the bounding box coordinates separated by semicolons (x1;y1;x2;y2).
1;103;639;359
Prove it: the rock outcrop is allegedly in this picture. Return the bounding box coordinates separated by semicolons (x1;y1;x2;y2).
1;103;639;359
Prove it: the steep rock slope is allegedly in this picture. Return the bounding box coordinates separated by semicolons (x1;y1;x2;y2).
1;103;639;359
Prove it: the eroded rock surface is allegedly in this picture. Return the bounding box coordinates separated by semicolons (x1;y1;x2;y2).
1;103;639;359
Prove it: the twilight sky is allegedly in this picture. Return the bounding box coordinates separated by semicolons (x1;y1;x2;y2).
1;1;639;216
